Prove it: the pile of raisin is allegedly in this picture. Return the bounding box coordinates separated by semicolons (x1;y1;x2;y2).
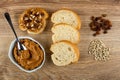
89;14;112;36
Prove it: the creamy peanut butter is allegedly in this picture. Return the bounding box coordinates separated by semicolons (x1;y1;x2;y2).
13;39;44;70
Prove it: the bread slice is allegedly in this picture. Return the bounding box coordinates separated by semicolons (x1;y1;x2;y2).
51;23;80;44
19;7;49;34
50;41;80;66
51;9;81;30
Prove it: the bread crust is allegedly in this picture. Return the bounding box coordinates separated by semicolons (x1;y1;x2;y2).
19;7;49;34
51;8;81;30
51;23;80;44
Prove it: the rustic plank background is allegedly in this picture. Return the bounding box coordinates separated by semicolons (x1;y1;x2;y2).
0;0;120;80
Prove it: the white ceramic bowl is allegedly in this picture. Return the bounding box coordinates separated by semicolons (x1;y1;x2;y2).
8;36;45;73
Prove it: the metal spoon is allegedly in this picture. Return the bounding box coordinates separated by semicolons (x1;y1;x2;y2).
4;12;27;51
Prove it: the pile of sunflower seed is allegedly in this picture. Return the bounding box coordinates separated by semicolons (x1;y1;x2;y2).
88;39;110;61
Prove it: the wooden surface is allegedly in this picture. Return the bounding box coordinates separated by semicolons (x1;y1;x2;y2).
0;0;120;80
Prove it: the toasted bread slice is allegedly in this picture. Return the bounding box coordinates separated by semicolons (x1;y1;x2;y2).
51;9;81;30
51;23;80;44
19;7;49;34
50;41;80;66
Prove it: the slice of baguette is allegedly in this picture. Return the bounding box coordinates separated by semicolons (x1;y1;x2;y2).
51;9;81;30
51;23;80;44
50;41;80;66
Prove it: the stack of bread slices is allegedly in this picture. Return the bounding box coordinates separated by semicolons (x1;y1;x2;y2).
50;9;81;66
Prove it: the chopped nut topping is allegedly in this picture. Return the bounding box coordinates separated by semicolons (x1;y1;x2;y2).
34;17;38;20
31;24;34;27
31;28;36;30
24;17;29;21
26;23;30;27
38;26;41;29
36;12;40;15
29;17;33;20
20;8;47;32
30;14;35;19
40;23;42;26
39;15;42;19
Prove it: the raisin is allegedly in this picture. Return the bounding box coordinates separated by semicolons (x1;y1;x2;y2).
102;14;107;17
91;16;95;20
89;14;112;36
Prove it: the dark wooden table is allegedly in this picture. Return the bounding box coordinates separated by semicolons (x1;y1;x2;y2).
0;0;120;80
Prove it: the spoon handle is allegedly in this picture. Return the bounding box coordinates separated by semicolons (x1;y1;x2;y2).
4;12;24;50
4;12;19;41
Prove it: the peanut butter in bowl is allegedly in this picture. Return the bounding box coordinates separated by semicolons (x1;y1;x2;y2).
8;37;45;73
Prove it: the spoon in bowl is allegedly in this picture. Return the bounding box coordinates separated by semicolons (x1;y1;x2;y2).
4;12;27;51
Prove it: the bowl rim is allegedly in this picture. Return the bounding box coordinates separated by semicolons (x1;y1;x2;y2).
8;36;46;73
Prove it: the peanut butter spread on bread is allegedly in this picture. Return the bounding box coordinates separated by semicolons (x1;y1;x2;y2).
13;39;44;70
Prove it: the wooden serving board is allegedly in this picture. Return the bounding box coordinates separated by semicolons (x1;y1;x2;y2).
0;0;120;80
